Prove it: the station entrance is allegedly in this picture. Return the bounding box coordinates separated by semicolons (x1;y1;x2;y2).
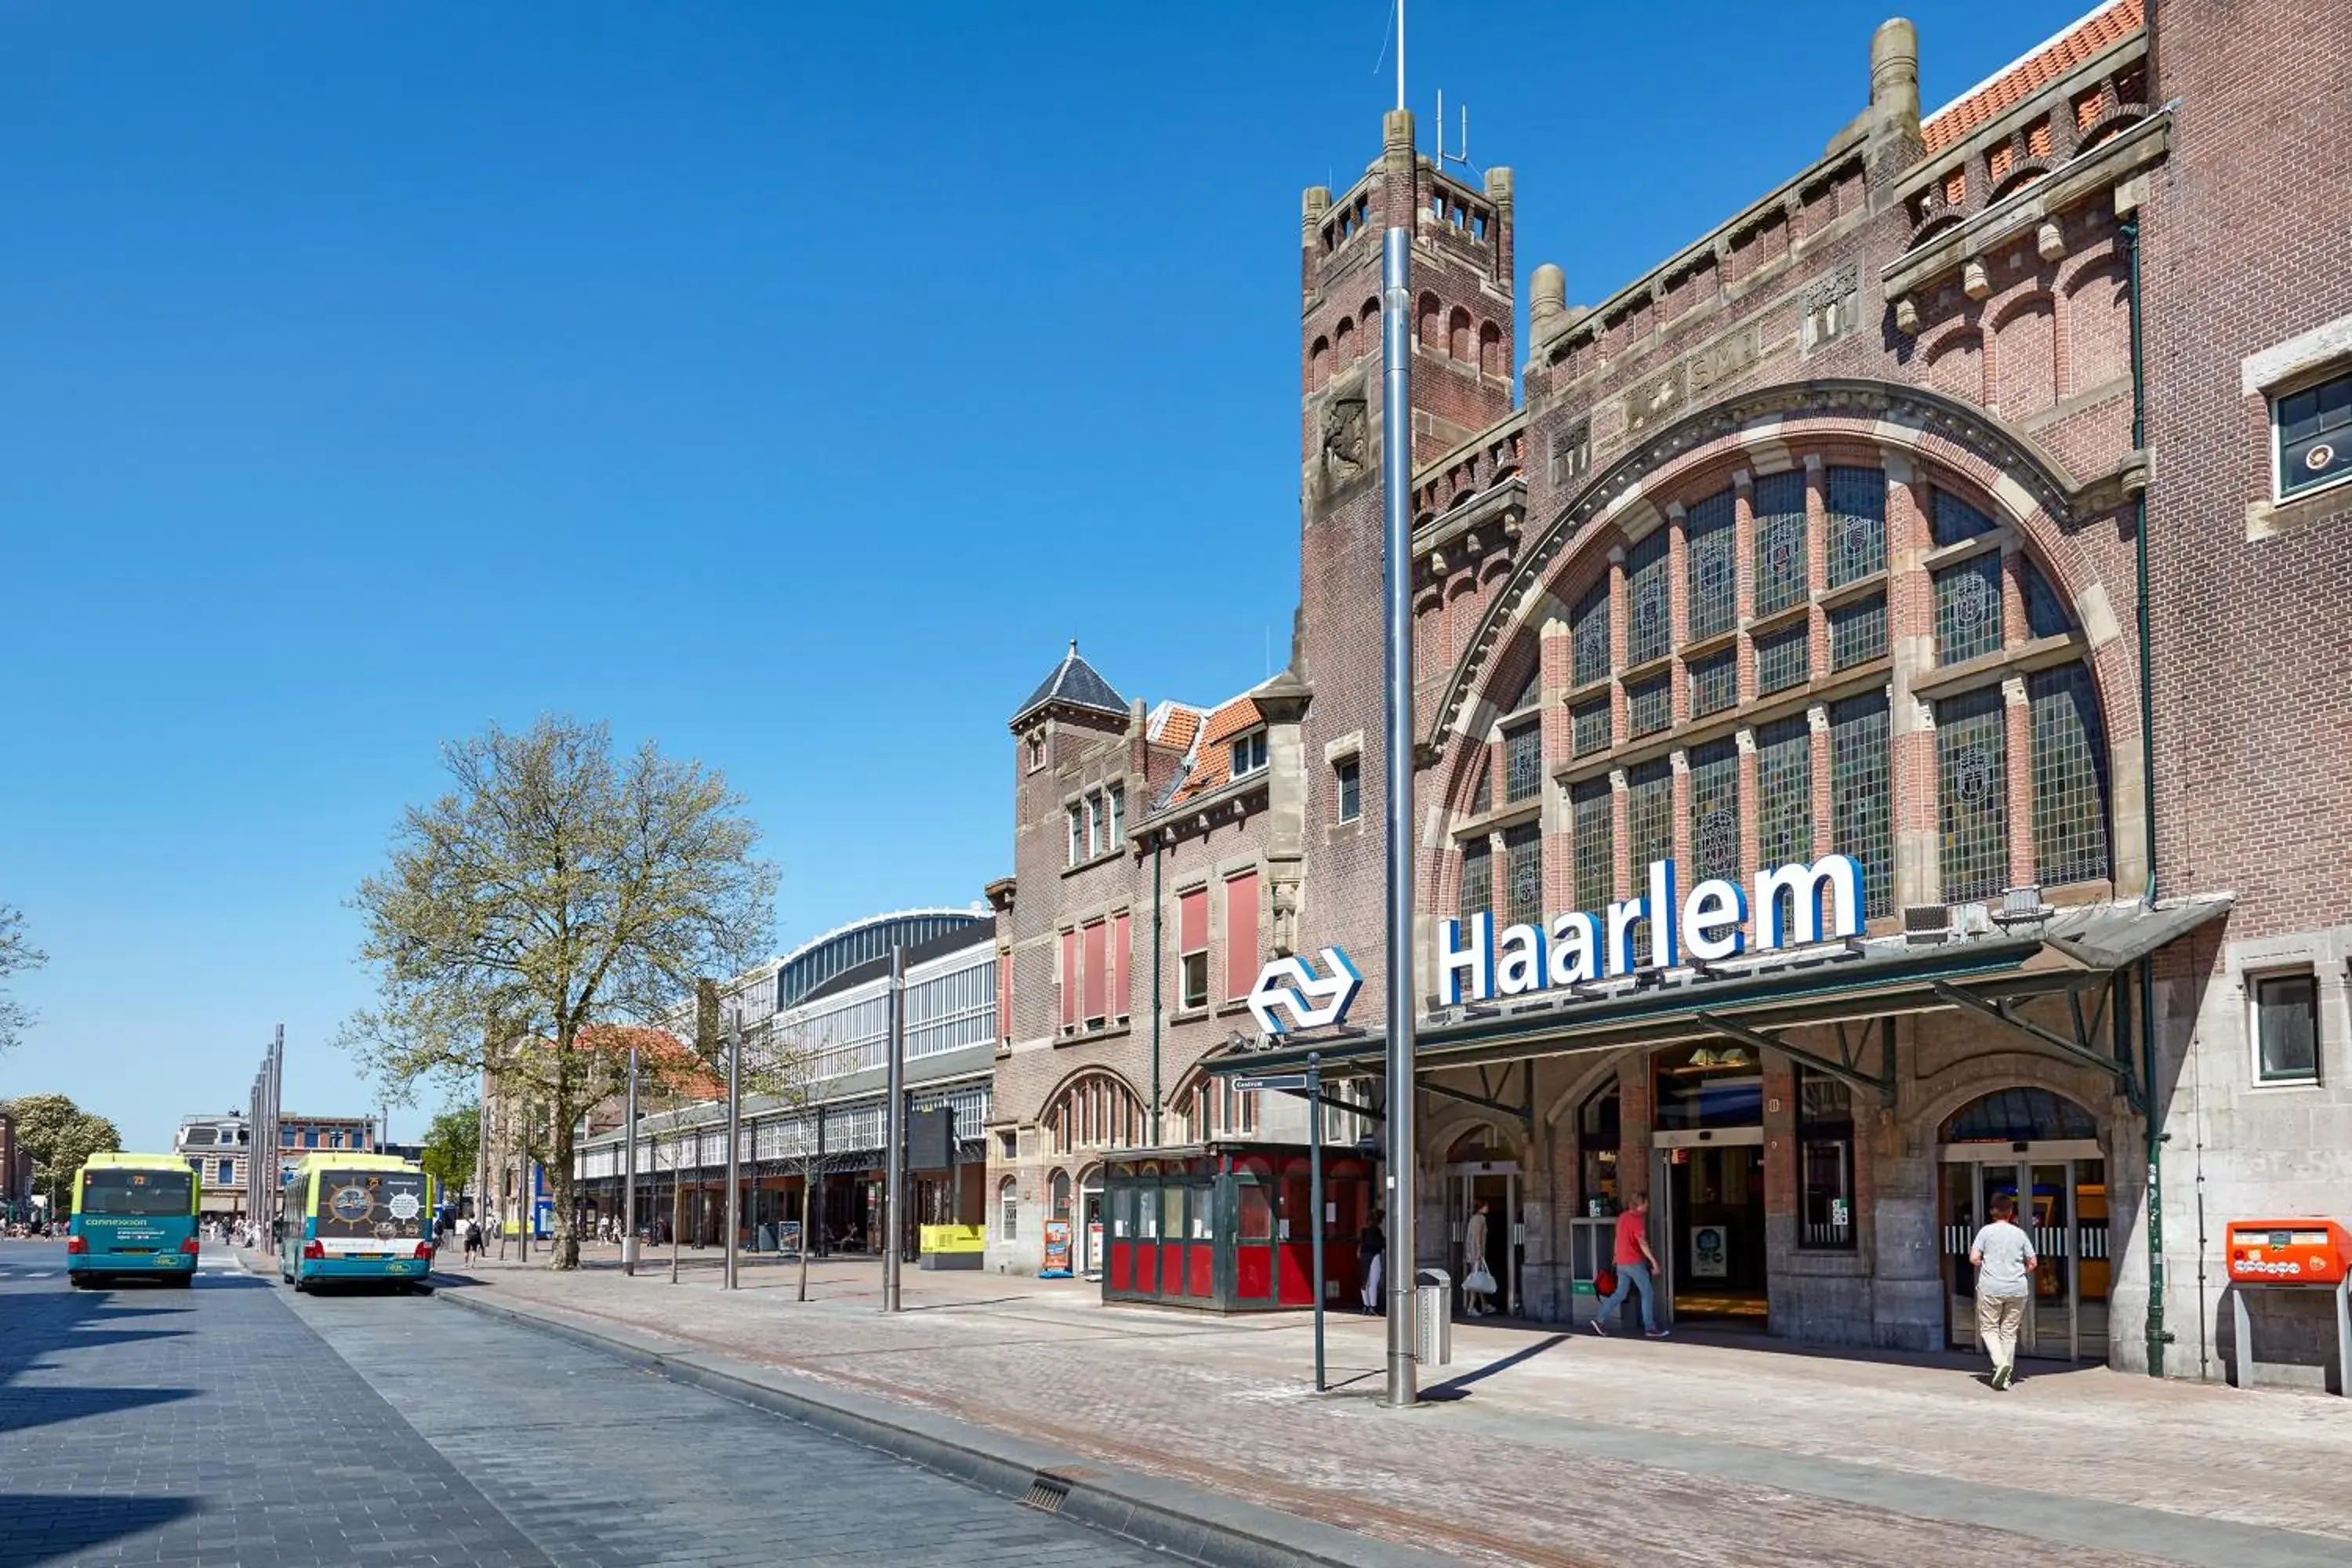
1651;1042;1769;1323
1444;1131;1523;1316
1938;1089;2112;1362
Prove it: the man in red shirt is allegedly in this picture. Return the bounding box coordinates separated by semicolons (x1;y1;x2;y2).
1590;1192;1668;1338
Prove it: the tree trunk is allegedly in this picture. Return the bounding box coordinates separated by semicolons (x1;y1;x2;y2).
549;1113;580;1269
797;1173;811;1302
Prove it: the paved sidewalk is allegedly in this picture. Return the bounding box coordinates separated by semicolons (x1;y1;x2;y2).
421;1247;2352;1568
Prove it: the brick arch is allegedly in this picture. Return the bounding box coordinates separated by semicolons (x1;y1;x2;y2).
1307;335;1330;390
1448;306;1473;361
1542;1052;1629;1130
1035;1065;1149;1155
1423;1104;1530;1172
1911;1065;2118;1158
1417;292;1443;350
1333;314;1356;361
1478;319;1505;378
1991;292;2058;418
2058;257;2129;396
1924;325;1987;405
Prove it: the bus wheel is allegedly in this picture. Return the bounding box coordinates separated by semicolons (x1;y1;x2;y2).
171;1274;194;1289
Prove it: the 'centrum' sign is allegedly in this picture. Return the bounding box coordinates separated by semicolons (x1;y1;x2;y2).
1439;853;1866;1006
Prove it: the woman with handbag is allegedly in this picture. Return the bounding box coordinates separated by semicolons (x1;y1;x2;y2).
1462;1200;1499;1317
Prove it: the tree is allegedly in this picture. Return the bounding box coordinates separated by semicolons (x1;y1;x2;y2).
341;716;775;1269
0;902;46;1055
418;1104;481;1200
745;1019;869;1303
2;1092;124;1211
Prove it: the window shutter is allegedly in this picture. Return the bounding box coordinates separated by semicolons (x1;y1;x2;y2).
1225;871;1260;1000
1059;929;1078;1029
1178;887;1208;953
1082;920;1108;1022
1112;913;1131;1018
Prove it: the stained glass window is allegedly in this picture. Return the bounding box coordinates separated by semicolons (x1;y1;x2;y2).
1936;687;2009;902
1572;779;1614;914
1825;466;1886;586
1467;755;1491;815
1509;664;1543;714
1690;650;1737;717
1829;695;1892;920
1753;470;1810;616
1685;490;1737;641
1573;700;1611;757
1830;594;1889;670
1571;582;1611;687
1756;717;1813;871
1504;822;1544;926
1504;720;1543;804
2030;663;2110;886
1458;838;1493;926
1628;675;1672;737
1626;760;1674;964
1689;739;1740;887
2020;555;2072;640
1626;530;1671;666
1930;487;1998;548
1934;554;2004;664
1757;624;1810;695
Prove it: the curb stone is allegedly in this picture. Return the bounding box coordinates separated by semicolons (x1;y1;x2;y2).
435;1279;1457;1568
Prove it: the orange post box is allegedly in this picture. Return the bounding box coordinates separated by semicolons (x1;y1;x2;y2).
2225;1218;2352;1286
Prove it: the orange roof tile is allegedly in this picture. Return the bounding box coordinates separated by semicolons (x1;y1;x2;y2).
1160;695;1265;809
1149;702;1203;754
1921;0;2142;156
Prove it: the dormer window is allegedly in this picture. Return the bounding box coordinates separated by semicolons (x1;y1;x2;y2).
1230;730;1269;779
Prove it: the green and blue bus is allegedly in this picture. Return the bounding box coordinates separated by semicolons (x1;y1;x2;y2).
278;1153;437;1293
67;1152;201;1287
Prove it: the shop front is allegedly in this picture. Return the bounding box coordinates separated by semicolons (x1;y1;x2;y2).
1102;1142;1374;1312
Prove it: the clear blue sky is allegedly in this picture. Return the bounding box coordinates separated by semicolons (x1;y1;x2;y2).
0;1;2092;1150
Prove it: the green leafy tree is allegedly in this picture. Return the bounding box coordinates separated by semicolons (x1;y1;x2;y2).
418;1104;481;1199
342;715;775;1269
0;902;46;1054
2;1092;124;1211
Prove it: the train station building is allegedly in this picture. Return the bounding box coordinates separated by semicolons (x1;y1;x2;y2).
989;0;2352;1383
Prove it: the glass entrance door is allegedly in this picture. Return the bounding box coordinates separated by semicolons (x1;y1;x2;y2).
1447;1164;1519;1316
1940;1152;2110;1361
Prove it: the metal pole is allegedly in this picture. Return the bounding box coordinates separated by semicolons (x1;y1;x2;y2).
1309;1051;1326;1393
1150;841;1163;1144
622;1047;640;1275
724;1021;742;1290
1381;183;1419;1410
883;944;906;1313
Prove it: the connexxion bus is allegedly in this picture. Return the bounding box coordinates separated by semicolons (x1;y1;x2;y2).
68;1152;200;1287
278;1153;436;1292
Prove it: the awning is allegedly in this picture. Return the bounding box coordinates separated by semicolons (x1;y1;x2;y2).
1208;896;2232;1097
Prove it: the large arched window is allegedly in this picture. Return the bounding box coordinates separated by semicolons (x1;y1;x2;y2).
1044;1071;1145;1157
1446;457;2114;942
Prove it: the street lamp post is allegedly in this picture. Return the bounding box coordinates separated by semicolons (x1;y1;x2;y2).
882;944;906;1314
622;1046;640;1275
724;1020;742;1290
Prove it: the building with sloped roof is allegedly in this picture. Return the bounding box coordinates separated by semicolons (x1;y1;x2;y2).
985;0;2352;1376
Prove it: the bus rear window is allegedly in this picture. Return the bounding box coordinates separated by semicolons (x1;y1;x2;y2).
317;1170;429;1240
81;1169;194;1216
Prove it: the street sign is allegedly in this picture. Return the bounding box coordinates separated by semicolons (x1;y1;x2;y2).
1233;1074;1310;1093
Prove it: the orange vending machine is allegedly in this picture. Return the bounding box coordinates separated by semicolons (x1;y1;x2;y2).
2225;1218;2352;1394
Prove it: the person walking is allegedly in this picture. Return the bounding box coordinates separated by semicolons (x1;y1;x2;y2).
1969;1194;2038;1389
1589;1192;1668;1338
1462;1200;1497;1317
1358;1209;1387;1314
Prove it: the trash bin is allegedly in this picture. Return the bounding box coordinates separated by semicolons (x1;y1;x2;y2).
1415;1268;1453;1367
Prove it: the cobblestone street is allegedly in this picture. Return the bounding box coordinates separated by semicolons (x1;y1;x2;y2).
436;1245;2352;1568
0;1243;1178;1567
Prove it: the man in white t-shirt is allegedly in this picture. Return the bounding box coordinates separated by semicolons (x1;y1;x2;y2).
1969;1194;2039;1390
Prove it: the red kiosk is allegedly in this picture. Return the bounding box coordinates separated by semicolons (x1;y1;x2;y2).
1102;1142;1374;1312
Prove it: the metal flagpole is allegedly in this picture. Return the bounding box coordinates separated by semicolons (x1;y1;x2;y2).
724;1020;742;1290
882;944;906;1313
622;1047;640;1275
1381;0;1421;1410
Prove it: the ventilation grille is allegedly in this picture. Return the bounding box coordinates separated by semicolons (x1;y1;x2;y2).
1903;905;1951;945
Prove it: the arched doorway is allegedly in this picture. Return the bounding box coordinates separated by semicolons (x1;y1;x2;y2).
1443;1125;1521;1316
1076;1162;1105;1279
1937;1087;2108;1362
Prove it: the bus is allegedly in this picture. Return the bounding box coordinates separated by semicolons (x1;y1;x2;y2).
67;1152;201;1287
278;1153;437;1293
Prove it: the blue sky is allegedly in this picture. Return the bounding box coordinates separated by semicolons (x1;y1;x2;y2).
0;0;2093;1151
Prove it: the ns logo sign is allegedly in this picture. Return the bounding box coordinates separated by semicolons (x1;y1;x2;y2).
1244;948;1363;1036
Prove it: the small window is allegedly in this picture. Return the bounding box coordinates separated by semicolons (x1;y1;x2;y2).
1085;793;1105;858
1026;732;1046;772
2276;370;2352;499
998;1177;1019;1241
1178;887;1210;1010
1066;803;1086;867
2254;972;2320;1083
1230;730;1269;778
1106;782;1125;848
1334;757;1362;822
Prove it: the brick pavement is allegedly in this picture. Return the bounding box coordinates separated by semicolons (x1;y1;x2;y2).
0;1242;1189;1566
437;1246;2352;1568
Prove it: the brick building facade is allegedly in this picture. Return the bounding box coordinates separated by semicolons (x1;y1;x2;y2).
990;0;2351;1381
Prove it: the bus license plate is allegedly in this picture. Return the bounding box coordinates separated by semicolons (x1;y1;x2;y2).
387;1261;416;1272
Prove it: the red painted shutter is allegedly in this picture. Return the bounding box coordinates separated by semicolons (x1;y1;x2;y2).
1225;871;1260;1000
1112;913;1131;1018
1082;920;1107;1022
1059;929;1078;1029
1178;887;1207;953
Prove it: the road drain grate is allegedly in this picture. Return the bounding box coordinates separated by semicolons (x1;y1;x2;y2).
1022;1475;1072;1514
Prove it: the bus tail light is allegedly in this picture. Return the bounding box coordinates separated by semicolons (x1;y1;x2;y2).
65;1235;87;1254
413;1243;435;1261
302;1240;325;1261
